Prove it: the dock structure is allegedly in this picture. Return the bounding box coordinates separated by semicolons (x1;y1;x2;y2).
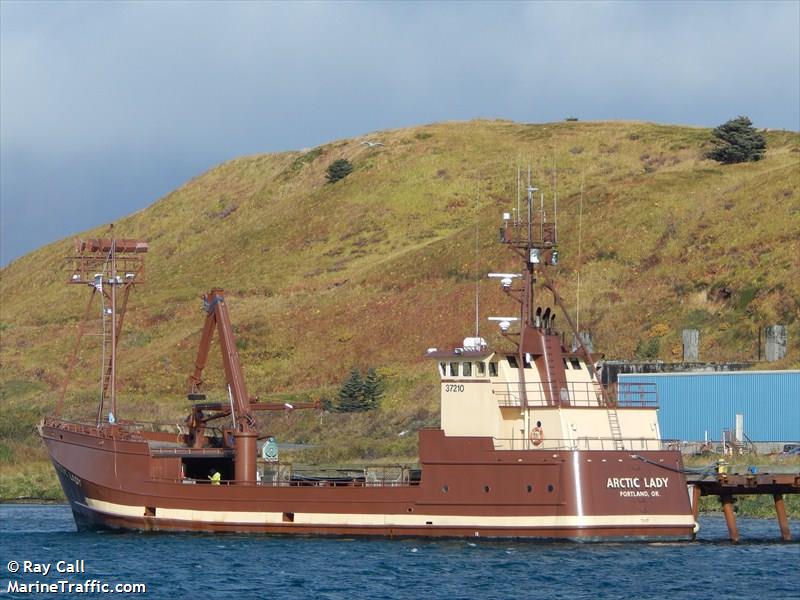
687;471;800;543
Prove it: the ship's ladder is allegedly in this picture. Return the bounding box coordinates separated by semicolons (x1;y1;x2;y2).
99;302;114;404
98;280;133;409
77;307;112;406
606;407;625;450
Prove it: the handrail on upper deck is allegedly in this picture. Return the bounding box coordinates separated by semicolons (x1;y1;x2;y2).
491;381;658;408
492;436;676;451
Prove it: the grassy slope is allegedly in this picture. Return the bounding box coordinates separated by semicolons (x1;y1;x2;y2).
1;120;799;502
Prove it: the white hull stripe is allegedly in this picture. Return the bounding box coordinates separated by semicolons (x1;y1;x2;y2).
85;498;694;529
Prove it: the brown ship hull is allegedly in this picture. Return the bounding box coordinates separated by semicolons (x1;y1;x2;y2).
41;421;695;541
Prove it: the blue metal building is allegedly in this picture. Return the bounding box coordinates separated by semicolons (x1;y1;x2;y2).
618;370;800;442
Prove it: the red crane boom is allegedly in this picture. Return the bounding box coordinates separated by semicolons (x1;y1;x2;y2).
187;288;257;483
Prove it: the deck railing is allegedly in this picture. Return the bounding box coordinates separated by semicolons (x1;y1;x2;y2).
41;416;146;441
612;382;659;407
492;436;677;451
170;464;422;488
42;416;229;441
493;381;658;408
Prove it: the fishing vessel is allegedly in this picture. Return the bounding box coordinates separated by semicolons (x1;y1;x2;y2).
39;183;695;540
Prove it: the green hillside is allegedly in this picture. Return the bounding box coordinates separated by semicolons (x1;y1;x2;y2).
1;119;799;499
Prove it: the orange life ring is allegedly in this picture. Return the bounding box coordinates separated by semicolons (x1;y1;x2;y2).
530;426;544;446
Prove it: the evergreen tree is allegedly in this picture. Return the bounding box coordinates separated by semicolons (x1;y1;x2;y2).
362;367;384;410
337;368;366;412
326;158;354;183
706;116;766;164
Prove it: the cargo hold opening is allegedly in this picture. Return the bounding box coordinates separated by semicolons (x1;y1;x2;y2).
182;457;234;481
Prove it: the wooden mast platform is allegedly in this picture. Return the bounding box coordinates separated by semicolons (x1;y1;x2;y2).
687;471;800;543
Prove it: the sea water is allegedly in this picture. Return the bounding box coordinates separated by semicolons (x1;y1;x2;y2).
1;504;798;599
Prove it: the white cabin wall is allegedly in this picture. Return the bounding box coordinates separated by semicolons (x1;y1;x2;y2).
521;409;564;448
616;409;661;440
440;381;498;437
557;408;661;450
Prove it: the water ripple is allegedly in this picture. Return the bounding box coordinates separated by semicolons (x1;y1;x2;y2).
1;506;798;599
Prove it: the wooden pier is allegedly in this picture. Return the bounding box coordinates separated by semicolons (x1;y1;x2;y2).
687;471;800;543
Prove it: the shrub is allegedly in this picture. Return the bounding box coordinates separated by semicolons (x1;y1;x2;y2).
706;116;766;164
337;368;366;412
331;368;384;412
635;338;660;360
326;158;353;183
362;368;384;410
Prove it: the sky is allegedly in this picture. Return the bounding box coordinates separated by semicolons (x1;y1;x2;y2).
1;1;799;266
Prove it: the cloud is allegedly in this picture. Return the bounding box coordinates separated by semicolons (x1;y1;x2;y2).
1;0;798;264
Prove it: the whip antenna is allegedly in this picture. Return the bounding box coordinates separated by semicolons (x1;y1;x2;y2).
474;180;481;338
553;153;558;242
576;172;585;333
516;165;521;225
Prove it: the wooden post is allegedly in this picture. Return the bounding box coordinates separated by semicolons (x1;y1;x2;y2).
773;493;792;542
720;494;739;543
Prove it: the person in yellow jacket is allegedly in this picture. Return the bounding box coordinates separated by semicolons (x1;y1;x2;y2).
208;469;221;485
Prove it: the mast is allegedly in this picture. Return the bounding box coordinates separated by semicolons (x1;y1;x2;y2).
493;170;566;406
110;239;117;420
492;171;609;409
61;235;148;424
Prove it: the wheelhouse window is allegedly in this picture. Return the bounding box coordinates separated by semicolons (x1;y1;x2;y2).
439;362;447;377
507;355;518;369
570;357;581;370
475;362;486;376
463;362;472;377
488;362;498;377
449;362;459;377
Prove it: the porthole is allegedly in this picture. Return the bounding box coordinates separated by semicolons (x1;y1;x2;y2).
483;485;490;493
526;484;533;493
547;484;554;493
442;485;449;493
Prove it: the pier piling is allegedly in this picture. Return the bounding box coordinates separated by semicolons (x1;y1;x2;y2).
720;494;740;543
773;493;792;542
687;472;799;543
